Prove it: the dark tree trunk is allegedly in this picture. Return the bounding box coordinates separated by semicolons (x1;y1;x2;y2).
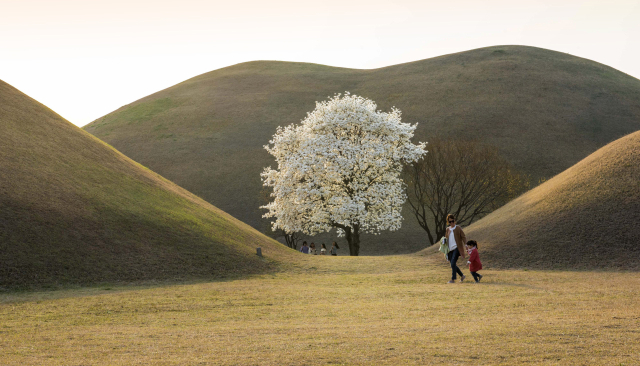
344;225;360;256
282;231;304;250
284;233;297;250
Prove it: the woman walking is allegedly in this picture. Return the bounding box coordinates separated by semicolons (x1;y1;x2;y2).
445;214;467;283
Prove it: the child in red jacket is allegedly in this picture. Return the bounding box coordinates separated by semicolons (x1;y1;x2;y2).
466;240;483;283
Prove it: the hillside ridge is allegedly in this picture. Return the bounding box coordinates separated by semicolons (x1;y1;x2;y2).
84;45;640;254
462;130;640;269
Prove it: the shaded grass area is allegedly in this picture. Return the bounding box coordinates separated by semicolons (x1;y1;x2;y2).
0;79;291;290
1;255;639;365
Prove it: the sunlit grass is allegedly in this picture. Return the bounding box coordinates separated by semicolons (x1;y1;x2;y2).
2;255;638;365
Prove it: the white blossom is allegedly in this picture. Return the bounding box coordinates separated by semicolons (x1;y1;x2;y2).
261;93;427;241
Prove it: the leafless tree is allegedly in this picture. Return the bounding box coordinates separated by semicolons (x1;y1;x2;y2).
280;230;304;250
405;138;530;245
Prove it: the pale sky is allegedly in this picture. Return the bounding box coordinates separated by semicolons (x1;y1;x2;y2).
1;0;639;127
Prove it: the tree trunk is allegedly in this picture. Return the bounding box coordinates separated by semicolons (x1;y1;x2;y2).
345;225;360;256
283;232;301;250
284;234;296;249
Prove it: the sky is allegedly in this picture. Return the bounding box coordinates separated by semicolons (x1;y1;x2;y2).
1;0;639;127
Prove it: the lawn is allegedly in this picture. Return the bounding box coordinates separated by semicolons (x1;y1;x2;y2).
1;254;639;365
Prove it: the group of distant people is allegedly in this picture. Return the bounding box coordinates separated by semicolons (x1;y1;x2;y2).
294;214;482;283
299;241;340;256
443;214;483;283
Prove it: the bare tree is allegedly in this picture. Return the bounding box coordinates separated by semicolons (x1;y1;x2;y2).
405;138;529;245
280;230;304;250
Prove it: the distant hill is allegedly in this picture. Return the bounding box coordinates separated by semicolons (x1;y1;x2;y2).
0;80;291;289
84;45;640;254
463;130;640;269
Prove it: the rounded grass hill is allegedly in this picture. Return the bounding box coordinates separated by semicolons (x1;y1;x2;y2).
463;130;640;270
84;45;640;254
0;79;291;290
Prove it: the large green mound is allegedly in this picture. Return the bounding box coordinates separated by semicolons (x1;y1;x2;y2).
0;80;291;289
84;45;640;254
464;130;640;269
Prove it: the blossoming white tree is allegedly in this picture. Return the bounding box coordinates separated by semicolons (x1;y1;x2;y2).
261;93;427;256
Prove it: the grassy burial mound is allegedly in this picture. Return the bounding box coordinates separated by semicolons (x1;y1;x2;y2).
0;80;291;289
84;45;640;254
465;130;640;270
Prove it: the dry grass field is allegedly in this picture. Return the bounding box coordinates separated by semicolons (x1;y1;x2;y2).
1;254;639;365
0;79;290;289
84;45;640;254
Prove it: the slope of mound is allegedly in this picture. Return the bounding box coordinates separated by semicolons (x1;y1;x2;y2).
464;131;640;269
0;80;291;289
84;45;640;254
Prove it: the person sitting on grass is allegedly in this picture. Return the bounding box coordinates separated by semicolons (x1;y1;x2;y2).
466;240;483;283
320;243;327;255
300;241;309;254
309;242;317;255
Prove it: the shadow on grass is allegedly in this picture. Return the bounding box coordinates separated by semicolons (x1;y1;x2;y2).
0;266;279;304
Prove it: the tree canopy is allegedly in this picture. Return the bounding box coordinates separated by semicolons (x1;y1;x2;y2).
261;93;426;255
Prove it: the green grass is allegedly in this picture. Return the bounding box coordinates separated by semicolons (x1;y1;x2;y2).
83;45;640;255
1;255;639;365
119;98;181;125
